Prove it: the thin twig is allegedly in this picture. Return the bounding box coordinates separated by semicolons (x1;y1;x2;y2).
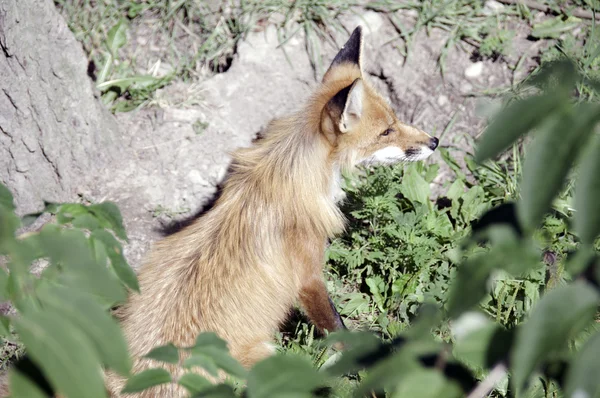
495;0;595;20
467;362;508;398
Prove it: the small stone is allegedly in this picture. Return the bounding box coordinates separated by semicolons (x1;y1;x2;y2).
437;95;449;107
465;62;484;78
187;169;209;186
483;0;504;15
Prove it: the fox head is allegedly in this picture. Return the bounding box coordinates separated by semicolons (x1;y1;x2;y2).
319;26;438;169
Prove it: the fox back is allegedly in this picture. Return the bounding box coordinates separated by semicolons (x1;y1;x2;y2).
106;26;438;397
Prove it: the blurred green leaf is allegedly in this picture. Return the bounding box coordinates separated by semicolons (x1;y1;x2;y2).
519;103;600;230
531;16;581;39
14;311;107;398
446;256;493;319
88;202;128;241
177;373;212;395
511;282;600;393
145;344;179;365
574;133;600;244
38;225;126;304
122;368;171;394
192;346;247;379
0;183;15;211
475;94;564;163
9;369;48;398
37;284;131;375
91;230;139;292
193;332;229;351
106;19;127;57
184;354;220;377
247;355;325;398
391;369;463;398
564;330;600;398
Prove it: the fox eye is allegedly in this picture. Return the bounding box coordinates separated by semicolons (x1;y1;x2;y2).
380;128;393;137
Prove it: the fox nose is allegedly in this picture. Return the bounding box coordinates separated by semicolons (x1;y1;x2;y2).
428;137;439;150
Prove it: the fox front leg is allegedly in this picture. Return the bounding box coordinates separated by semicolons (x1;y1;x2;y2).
299;276;346;333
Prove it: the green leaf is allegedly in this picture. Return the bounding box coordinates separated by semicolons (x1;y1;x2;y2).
191;346;247;379
518;103;600;230
531;16;581;39
247;355;325;398
574;133;600;244
399;165;430;205
193;332;229;351
122;368;171;394
177;373;212;394
0;204;20;252
565;331;600;398
184;354;220;377
88;202;128;241
145;344;179;365
106;20;128;57
91;230;139;292
56;203;89;224
190;384;237;397
0;183;15;210
13;311;107;398
9;369;48;398
446;256;493;318
453;321;513;370
38;225;126;304
37;284;131;375
391;369;463;398
475;94;564;163
511;282;600;393
72;213;101;231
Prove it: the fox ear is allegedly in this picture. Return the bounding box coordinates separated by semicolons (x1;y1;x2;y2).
327;78;363;133
323;26;363;82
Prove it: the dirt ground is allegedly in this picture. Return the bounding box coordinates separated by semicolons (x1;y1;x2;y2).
75;6;542;268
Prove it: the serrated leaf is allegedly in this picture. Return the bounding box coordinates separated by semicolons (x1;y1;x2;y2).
475;94;564;163
88;202;128;241
9;369;48;398
247;355;325;398
106;20;127;57
13;311;107;398
574;134;600;244
511;282;600;394
91;230;139;292
518;103;600;230
177;372;212;394
564;331;600;398
122;368;171;394
37;284;131;375
145;344;179;365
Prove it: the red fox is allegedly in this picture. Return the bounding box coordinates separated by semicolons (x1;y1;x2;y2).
106;26;438;397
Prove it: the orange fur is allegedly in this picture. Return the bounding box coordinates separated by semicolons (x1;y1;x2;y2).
106;26;437;397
